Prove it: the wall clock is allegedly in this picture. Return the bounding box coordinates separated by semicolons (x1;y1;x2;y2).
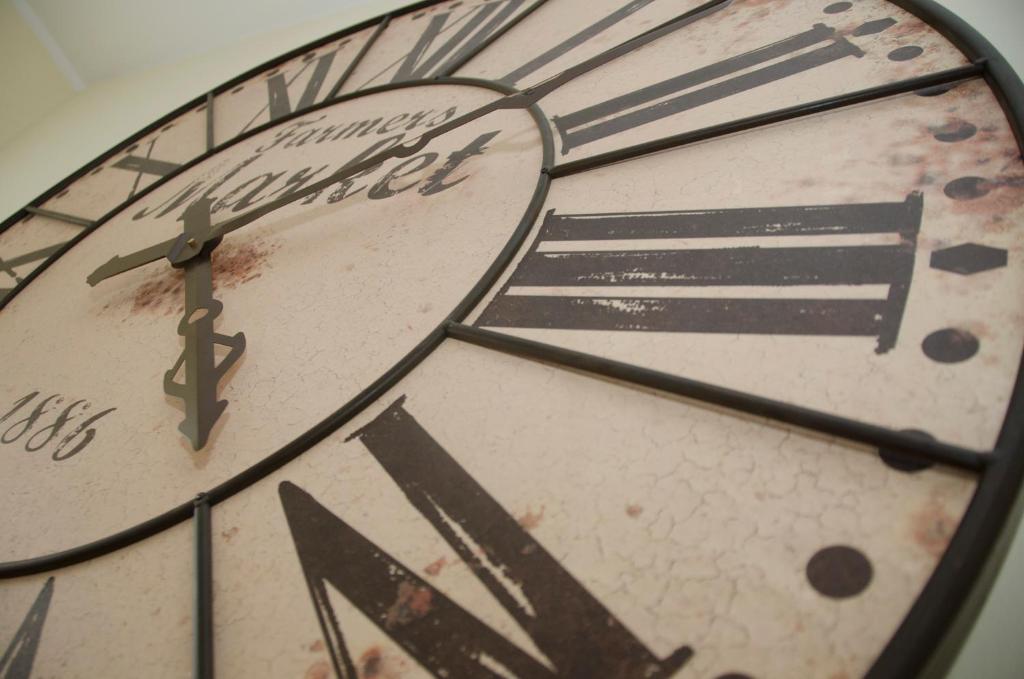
0;0;1022;676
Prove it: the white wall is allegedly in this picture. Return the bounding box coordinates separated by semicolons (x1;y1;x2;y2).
23;0;373;84
0;0;397;220
0;0;75;148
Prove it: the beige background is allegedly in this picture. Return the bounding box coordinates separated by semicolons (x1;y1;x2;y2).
209;339;975;678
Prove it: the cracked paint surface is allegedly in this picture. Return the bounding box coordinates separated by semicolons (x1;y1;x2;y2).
208;340;974;678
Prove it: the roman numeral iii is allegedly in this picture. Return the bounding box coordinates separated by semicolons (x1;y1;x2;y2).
478;194;923;354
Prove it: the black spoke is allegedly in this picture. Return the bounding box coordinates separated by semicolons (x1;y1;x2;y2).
1;243;66;270
446;322;988;472
548;61;986;178
0;1;1020;678
193;493;214;679
326;15;392;100
436;0;549;77
23;206;95;228
205;92;215;152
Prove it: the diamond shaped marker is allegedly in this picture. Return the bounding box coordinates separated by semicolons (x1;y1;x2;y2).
930;243;1007;275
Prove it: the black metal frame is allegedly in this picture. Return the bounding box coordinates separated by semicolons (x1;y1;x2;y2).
0;1;1022;678
192;494;214;679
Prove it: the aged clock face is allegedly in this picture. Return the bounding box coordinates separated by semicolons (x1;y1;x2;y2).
1;0;1022;678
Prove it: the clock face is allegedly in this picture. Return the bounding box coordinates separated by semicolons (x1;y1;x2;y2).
1;0;1022;677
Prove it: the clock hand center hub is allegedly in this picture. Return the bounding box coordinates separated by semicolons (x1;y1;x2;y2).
166;197;221;267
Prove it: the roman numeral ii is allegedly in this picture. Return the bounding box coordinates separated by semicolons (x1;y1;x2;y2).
553;19;897;153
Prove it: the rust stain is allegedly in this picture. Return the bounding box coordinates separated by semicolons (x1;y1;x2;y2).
911;500;957;557
304;660;330;679
357;646;407;679
360;647;382;678
735;0;774;11
384;581;433;629
220;526;239;543
308;639;325;652
424;556;446;577
879;80;1024;233
214;238;279;289
130;269;183;315
885;16;930;39
626;504;643;518
965;321;992;340
517;505;545;531
126;238;279;316
946;175;1024;218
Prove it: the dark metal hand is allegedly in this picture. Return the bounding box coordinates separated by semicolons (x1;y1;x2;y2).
162;198;245;450
85;0;727;287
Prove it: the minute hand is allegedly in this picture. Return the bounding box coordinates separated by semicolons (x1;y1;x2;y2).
163;199;245;450
85;0;727;286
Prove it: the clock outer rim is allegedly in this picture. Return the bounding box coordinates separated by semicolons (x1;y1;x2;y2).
1;2;1023;679
863;3;1024;677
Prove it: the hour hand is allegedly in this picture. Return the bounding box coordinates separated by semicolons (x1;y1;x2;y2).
162;199;245;449
85;197;213;286
86;235;178;286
